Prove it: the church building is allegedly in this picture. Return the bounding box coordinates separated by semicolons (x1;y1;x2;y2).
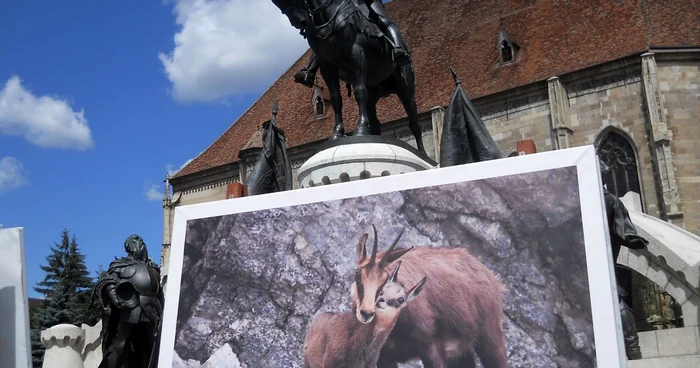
160;0;700;341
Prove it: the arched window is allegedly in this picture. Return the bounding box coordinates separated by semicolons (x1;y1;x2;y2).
501;40;513;63
596;131;641;197
315;96;324;116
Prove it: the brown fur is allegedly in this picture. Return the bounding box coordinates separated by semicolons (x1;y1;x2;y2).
351;227;509;368
303;262;427;368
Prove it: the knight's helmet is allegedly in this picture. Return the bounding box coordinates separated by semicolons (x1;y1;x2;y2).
124;234;148;260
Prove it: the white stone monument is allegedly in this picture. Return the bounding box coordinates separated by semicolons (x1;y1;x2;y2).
40;320;103;368
41;324;86;368
0;227;31;368
298;137;437;188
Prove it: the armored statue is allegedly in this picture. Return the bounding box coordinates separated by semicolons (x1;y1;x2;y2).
271;0;426;154
94;235;164;368
292;0;410;88
600;161;648;360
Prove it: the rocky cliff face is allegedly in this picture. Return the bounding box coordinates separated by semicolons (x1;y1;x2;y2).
171;167;596;367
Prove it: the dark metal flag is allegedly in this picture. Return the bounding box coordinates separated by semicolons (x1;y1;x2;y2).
439;67;503;167
245;99;293;195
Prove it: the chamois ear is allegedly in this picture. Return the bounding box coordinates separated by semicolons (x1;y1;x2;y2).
356;233;369;263
406;277;427;303
389;260;402;283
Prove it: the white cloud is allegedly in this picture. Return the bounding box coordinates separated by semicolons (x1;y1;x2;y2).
0;75;94;150
145;183;163;201
0;156;28;194
166;157;194;176
159;0;310;103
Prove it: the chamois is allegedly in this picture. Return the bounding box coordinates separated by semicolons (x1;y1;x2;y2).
351;225;509;368
303;260;427;368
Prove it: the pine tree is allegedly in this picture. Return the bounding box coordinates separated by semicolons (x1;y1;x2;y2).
33;229;71;298
66;234;100;325
29;229;99;367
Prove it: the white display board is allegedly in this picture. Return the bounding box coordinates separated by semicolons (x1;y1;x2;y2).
0;227;32;368
159;145;626;368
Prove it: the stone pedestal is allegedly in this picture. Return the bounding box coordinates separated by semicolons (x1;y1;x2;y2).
41;324;85;368
297;137;437;188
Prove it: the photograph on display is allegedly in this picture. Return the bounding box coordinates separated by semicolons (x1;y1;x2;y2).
159;148;621;368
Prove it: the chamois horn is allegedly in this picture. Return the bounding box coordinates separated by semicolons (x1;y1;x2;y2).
368;224;379;266
379;227;413;267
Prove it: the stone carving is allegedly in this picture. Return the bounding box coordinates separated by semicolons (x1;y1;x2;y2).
94;235;164;368
547;77;573;149
641;52;682;216
39;320;104;368
81;320;104;368
172;167;596;367
440;67;503;167
271;0;426;154
41;324;86;368
245;100;293;196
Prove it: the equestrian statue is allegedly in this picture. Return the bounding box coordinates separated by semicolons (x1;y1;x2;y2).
271;0;426;154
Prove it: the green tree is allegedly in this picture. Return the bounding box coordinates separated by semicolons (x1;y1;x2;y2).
30;229;99;367
66;234;100;325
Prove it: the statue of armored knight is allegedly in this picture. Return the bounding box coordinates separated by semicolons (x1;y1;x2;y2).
94;235;164;368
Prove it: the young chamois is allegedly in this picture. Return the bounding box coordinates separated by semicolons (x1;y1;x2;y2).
303;260;427;368
351;225;509;368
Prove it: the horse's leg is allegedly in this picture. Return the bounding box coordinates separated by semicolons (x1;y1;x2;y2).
367;87;381;136
393;64;426;154
351;43;371;136
318;64;345;139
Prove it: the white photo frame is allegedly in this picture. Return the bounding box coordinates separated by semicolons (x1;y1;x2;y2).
158;145;626;368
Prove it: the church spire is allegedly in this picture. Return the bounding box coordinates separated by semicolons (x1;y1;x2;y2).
163;172;171;206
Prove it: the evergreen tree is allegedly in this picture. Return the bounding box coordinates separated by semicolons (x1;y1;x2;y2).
66;234;100;325
29;229;99;367
33;229;71;298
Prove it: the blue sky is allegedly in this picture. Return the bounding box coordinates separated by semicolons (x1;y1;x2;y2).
0;0;309;298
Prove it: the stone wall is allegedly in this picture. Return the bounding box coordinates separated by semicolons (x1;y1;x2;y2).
568;79;660;218
658;60;700;234
478;91;552;155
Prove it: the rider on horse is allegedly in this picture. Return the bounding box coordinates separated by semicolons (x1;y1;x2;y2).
293;0;410;88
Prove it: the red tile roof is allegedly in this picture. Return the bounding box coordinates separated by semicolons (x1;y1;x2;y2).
172;0;700;179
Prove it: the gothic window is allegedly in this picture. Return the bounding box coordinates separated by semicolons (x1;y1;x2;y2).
597;131;641;197
315;96;324;116
501;40;513;63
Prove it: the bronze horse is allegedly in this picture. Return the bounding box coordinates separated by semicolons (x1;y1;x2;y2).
271;0;426;154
